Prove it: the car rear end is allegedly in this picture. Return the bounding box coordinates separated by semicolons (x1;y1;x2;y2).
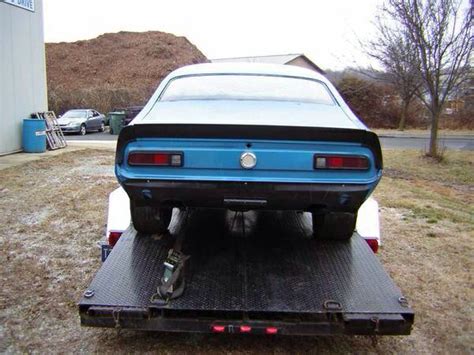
115;63;383;238
116;124;382;213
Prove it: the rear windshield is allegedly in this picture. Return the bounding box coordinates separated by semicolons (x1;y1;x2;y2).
63;110;88;118
160;74;335;105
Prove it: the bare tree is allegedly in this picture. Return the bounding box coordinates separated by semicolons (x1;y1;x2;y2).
367;24;422;130
376;0;472;156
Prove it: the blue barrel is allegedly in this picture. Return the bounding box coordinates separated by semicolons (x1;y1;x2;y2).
22;119;47;153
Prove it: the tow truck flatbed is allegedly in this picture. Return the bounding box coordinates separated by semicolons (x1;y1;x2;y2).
79;209;414;336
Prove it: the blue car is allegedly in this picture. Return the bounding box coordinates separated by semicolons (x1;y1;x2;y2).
115;63;383;239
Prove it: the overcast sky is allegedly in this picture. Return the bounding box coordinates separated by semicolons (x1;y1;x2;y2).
43;0;385;70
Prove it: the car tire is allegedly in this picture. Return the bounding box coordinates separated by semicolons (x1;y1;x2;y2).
98;122;105;132
79;124;86;136
312;212;356;240
130;201;172;235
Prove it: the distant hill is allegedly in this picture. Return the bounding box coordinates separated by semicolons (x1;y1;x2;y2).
46;31;208;114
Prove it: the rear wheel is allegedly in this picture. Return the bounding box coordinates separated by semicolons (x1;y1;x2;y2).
98;122;105;132
312;212;356;240
130;201;172;235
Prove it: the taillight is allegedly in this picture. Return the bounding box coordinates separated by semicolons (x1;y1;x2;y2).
314;155;369;170
108;231;123;247
128;152;183;167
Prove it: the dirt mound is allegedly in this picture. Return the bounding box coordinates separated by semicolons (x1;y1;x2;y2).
46;31;208;113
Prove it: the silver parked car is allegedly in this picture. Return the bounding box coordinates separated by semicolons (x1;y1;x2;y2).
58;109;106;135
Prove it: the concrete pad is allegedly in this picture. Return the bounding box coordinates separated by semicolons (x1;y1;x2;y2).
67;140;117;150
0;147;83;171
0;141;116;171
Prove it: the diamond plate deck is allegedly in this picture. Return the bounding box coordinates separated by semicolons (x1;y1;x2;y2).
80;209;411;318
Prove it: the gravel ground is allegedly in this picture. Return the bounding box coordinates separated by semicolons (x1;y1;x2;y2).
0;149;472;353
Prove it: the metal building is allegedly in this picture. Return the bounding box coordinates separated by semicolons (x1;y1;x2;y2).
212;54;325;74
0;0;47;155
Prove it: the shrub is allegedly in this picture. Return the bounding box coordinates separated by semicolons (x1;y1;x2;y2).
48;85;146;115
440;107;474;129
335;75;428;129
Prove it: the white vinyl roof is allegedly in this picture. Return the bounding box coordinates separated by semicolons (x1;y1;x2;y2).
132;62;368;131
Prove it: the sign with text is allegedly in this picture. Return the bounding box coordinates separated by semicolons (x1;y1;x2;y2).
1;0;35;12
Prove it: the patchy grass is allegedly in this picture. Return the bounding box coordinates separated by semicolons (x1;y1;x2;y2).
0;148;472;353
381;150;473;225
374;149;473;353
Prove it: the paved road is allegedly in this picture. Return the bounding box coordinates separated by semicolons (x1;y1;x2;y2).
66;130;473;150
379;136;473;150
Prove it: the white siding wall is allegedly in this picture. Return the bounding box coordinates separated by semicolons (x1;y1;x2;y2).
0;0;47;155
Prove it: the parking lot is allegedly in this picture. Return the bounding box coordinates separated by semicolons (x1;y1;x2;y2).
0;147;472;353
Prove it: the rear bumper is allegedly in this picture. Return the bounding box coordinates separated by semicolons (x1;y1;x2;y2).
122;179;375;212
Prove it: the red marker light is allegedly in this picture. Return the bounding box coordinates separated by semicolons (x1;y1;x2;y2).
365;238;379;253
108;231;123;247
240;325;252;333
211;325;226;333
265;327;278;335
